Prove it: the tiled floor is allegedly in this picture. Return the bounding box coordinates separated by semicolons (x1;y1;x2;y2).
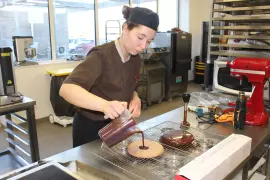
0;82;202;175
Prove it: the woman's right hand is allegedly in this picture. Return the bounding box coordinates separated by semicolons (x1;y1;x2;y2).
102;101;127;119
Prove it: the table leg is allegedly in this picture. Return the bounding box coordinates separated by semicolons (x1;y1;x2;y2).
242;162;249;180
266;143;270;180
26;106;40;162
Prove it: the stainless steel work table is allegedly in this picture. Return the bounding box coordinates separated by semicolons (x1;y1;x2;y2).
46;107;270;180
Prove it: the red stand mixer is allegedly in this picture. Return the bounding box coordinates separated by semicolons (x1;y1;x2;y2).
227;57;270;126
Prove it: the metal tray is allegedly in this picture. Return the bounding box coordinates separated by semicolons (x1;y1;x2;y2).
214;5;270;13
215;0;248;3
92;121;226;180
212;25;270;30
214;0;270;6
211;35;270;40
210;43;270;50
210;50;270;58
213;15;270;23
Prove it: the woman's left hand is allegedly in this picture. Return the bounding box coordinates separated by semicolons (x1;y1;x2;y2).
129;96;141;118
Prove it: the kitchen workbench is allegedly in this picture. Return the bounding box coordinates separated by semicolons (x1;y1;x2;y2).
42;107;270;180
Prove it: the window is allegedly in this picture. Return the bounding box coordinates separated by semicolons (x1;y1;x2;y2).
133;0;157;13
54;0;95;58
159;0;178;32
0;0;180;62
0;0;51;61
98;0;129;45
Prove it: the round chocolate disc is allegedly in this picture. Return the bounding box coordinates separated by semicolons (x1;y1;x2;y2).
127;139;164;159
160;129;194;147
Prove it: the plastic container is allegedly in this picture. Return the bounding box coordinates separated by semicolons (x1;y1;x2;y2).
98;110;142;148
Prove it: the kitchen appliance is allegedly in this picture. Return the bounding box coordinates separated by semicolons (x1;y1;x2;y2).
146;32;192;100
181;93;191;127
213;60;270;101
0;47;23;106
137;60;166;108
12;36;38;66
227;57;270;126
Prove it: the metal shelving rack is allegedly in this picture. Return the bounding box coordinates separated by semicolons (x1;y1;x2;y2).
105;20;121;43
204;0;270;91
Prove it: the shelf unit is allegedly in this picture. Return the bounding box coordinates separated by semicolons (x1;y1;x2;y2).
105;20;121;43
204;0;270;90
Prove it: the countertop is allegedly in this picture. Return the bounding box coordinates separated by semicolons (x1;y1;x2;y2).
44;107;270;180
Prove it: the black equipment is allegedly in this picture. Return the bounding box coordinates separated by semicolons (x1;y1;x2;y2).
0;47;23;105
154;32;192;100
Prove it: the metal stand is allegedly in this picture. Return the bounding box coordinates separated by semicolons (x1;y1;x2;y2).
0;97;40;167
105;20;121;43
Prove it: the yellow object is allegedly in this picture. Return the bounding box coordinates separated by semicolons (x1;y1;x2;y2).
195;65;205;69
46;68;74;76
7;80;12;85
1;52;10;57
215;112;234;126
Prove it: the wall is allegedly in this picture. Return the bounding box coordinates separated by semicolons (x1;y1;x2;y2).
14;61;81;119
180;0;211;81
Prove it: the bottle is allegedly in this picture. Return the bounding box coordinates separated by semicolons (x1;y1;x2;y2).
234;92;246;130
238;92;247;130
234;94;241;129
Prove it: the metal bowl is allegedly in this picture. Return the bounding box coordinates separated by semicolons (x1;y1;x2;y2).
25;48;37;59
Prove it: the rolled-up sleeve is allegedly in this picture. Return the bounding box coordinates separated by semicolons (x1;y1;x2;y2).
63;51;103;91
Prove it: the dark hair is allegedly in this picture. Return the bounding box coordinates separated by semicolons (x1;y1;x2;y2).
122;5;140;30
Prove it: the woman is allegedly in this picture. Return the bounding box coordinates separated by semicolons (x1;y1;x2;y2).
60;6;159;148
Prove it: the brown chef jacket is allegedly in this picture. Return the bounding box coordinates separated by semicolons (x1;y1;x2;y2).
63;41;141;120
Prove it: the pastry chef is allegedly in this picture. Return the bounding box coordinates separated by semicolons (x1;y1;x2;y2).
60;6;159;147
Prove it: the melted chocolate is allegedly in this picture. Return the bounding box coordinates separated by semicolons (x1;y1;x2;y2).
139;132;149;150
139;145;149;150
160;130;194;147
